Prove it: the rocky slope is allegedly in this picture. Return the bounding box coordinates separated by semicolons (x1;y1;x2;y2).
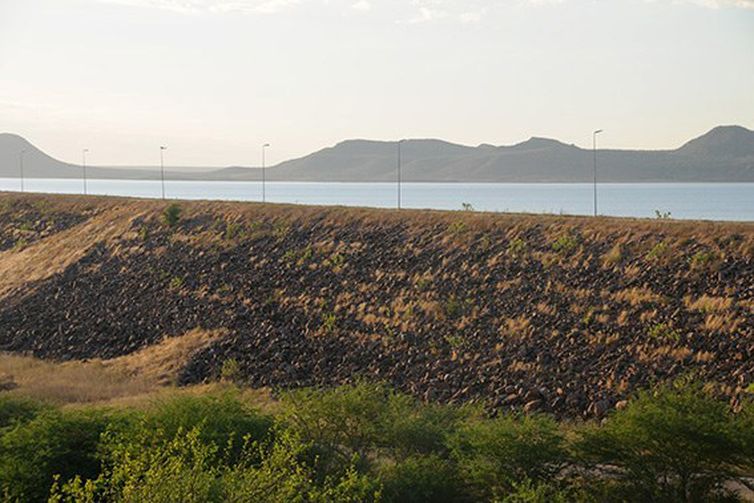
1;193;753;418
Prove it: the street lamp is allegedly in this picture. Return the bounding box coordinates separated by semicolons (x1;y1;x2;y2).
159;146;167;200
82;149;89;195
397;139;403;210
19;150;26;192
261;143;270;203
593;130;603;217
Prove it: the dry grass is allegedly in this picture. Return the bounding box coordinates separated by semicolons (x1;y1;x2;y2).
105;328;227;385
0;204;141;299
612;287;666;306
602;243;623;267
685;295;735;313
499;315;532;338
703;313;744;334
0;353;156;405
0;328;250;408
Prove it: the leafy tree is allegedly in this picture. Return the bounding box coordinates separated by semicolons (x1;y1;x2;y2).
448;413;565;501
575;380;748;502
0;409;114;502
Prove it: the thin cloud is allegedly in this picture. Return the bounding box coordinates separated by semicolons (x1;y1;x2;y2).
684;0;754;8
93;0;302;14
91;0;754;18
351;0;371;11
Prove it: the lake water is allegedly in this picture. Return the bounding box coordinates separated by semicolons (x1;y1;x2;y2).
1;178;753;221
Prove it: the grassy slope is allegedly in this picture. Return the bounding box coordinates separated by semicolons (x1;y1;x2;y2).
1;192;753;418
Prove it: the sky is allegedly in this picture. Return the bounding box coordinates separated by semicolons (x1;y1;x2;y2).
1;0;753;167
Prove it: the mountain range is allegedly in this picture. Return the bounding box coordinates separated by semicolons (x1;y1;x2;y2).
2;125;753;183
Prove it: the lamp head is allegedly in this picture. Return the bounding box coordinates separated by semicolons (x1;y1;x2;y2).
594;129;604;135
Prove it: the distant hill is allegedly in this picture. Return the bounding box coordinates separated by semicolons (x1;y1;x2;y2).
2;126;754;182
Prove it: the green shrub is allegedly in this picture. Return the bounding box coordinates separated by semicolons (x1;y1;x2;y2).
551;234;580;255
52;426;224;503
499;479;594;503
448;414;565;501
0;408;115;502
448;221;467;234
280;382;465;475
137;392;273;464
690;250;720;271
169;276;184;290
321;312;337;333
378;454;461;503
648;322;680;342
224;221;242;240
444;296;470;319
0;395;47;429
162;203;182;228
646;240;672;262
53;427;380;503
220;358;242;383
574;381;748;502
507;238;527;257
222;430;381;503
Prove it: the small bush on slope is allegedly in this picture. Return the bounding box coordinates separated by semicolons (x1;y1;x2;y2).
162;203;181;228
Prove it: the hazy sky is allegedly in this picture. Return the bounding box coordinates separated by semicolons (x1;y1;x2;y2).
1;0;753;166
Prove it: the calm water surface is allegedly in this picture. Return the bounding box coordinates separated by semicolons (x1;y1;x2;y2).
1;178;752;221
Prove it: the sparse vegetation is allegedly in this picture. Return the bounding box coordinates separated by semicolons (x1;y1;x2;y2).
163;203;182;228
321;312;337;333
507;237;527;257
169;275;185;290
646;240;672;262
444;296;470;319
690;250;720;271
648;322;680;342
551;233;579;255
220;358;241;383
223;221;242;240
447;220;467;234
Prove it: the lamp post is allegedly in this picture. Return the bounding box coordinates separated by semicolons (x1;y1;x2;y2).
19;150;26;192
159;146;167;200
262;143;270;203
593;129;603;217
82;149;89;195
397;139;403;210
